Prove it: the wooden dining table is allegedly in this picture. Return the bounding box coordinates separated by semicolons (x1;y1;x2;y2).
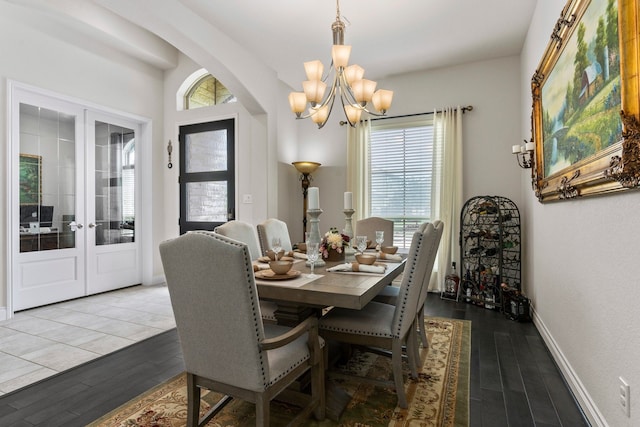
254;254;406;326
254;253;406;420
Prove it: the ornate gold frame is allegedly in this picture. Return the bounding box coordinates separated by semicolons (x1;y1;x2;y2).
531;0;640;202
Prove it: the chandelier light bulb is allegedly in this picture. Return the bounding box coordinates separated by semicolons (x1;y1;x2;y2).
288;0;393;128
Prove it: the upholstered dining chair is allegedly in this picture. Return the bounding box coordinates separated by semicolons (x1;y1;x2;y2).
214;220;278;323
374;220;444;350
318;223;436;409
159;231;325;427
257;218;293;255
355;216;394;248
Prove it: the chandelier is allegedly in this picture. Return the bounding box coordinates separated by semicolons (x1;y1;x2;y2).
287;0;393;128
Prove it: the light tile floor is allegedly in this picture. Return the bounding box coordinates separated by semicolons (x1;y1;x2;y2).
0;284;175;396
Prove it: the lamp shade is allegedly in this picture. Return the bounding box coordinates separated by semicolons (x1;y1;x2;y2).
344;104;363;125
331;45;351;69
352;79;377;104
288;92;307;114
372;89;393;113
304;60;324;81
344;64;365;85
310;105;330;125
302;80;327;105
292;161;321;174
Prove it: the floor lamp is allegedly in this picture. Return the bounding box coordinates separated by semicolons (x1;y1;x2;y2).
292;161;321;241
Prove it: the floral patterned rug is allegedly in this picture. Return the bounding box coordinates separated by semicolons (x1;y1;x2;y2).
88;317;470;427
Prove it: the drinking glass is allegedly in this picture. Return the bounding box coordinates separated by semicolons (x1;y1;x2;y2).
356;235;368;254
271;237;282;261
306;242;320;277
375;230;384;250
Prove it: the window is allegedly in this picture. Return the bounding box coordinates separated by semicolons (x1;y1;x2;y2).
185;74;236;110
369;120;434;248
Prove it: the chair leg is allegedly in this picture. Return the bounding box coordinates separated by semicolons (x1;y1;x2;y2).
418;304;429;348
186;373;201;427
255;395;269;427
391;339;408;409
407;327;419;379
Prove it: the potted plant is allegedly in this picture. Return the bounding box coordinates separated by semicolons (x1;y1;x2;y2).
320;227;350;262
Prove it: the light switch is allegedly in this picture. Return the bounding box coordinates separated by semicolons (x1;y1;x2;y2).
242;194;253;204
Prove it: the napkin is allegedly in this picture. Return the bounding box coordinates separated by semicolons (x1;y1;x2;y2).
293;252;308;260
327;262;386;274
252;262;271;272
377;252;403;261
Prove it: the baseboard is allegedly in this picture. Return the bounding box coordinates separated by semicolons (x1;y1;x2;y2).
532;307;607;426
149;274;166;286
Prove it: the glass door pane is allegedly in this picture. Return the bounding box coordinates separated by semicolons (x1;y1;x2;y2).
94;121;135;246
19;103;76;252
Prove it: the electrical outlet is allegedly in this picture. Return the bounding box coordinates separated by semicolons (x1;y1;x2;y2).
242;194;253;204
619;376;630;417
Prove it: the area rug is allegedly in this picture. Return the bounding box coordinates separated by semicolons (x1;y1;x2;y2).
88;316;470;427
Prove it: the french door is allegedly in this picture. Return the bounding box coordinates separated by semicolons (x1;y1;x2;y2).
10;84;142;311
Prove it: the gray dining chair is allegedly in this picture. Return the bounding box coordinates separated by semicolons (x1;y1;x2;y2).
159;231;325;426
355;216;394;248
214;220;278;323
374;220;444;351
256;218;293;254
318;223;436;409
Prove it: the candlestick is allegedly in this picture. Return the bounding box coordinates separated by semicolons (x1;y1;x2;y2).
308;187;319;210
306;208;326;267
344;192;353;210
343;208;355;258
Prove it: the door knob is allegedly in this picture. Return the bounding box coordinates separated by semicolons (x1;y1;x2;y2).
69;221;83;231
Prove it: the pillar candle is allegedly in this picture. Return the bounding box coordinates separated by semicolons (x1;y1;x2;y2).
512;144;521;154
308;187;319;210
525;142;535;152
344;192;353;210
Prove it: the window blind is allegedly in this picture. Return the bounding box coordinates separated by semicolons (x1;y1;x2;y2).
369;122;434;248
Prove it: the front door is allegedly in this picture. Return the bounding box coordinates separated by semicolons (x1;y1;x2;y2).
179;119;235;234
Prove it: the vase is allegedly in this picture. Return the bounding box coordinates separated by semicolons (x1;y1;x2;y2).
325;248;345;262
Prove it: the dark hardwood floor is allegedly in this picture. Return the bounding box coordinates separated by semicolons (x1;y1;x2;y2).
0;294;588;426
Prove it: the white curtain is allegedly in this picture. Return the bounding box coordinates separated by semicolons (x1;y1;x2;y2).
346;119;371;221
429;107;463;292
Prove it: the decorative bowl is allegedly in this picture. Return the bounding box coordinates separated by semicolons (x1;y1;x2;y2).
266;249;285;260
297;242;307;252
355;254;377;265
269;260;293;275
381;246;398;255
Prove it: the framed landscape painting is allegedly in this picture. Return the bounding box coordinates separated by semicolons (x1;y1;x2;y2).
531;0;640;202
19;154;41;205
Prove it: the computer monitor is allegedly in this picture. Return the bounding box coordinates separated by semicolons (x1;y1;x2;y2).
20;205;54;228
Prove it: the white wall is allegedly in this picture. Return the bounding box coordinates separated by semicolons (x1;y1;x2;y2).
285;55;524;244
0;2;165;310
521;1;640;426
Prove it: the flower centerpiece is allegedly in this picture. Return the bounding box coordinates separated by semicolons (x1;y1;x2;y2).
320;227;350;262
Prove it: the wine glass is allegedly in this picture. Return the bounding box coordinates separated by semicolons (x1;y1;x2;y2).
271;237;282;261
375;230;384;251
356;235;368;254
306;242;320;277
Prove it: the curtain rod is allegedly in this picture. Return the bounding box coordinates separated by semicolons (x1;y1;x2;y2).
339;105;473;126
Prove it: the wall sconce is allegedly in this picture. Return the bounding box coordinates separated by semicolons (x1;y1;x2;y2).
292;161;321;240
513;139;535;169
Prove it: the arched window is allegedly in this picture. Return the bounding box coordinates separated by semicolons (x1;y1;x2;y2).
185;74;236;110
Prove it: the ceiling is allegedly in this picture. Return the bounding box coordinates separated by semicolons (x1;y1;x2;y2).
6;0;538;88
